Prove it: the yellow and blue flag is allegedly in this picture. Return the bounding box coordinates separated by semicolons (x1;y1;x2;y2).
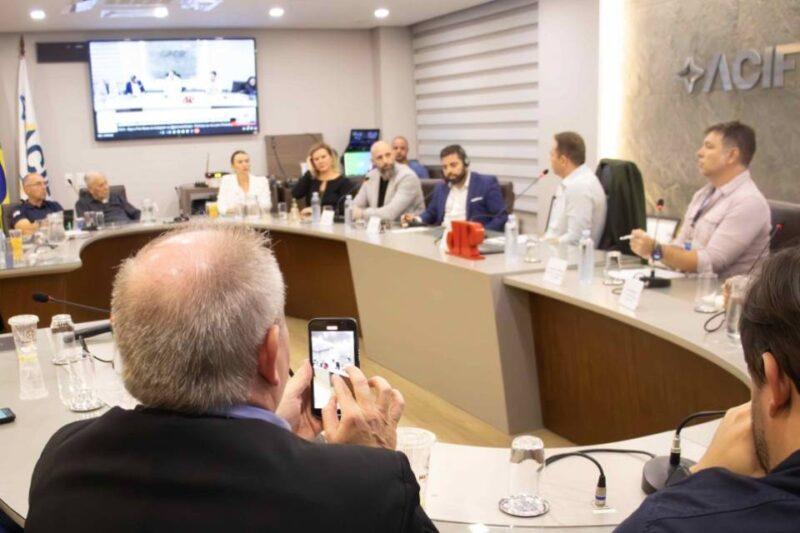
0;144;8;231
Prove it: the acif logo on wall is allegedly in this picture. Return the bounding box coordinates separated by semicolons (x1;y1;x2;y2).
678;43;800;94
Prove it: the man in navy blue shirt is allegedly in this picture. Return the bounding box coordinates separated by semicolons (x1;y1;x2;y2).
617;246;800;532
392;136;430;178
11;173;63;235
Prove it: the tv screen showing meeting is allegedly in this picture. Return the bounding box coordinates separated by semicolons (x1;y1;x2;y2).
88;38;259;141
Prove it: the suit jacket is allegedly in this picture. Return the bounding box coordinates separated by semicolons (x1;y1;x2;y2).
353;163;425;221
419;172;508;231
75;192;141;224
26;407;437;533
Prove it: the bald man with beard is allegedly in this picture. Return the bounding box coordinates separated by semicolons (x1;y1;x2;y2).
352;140;425;222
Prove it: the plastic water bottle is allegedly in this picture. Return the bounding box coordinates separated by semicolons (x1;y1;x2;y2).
343;195;353;227
311;192;321;224
578;229;594;285
0;233;7;269
505;214;519;260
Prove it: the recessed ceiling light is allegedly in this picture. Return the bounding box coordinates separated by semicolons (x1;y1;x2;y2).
30;9;46;20
374;7;390;19
153;6;169;18
269;6;285;18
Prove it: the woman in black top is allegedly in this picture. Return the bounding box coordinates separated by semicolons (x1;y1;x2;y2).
292;143;355;216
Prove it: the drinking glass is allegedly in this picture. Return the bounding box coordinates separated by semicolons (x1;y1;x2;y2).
206;201;219;219
55;332;104;412
233;201;245;220
47;212;67;243
95;211;105;229
49;314;76;365
725;276;748;340
321;205;334;225
141;198;157;223
694;271;720;313
603;251;624;286
9;314;49;400
8;229;24;263
277;202;288;221
396;427;437;500
245;194;261;220
83;211;97;230
499;435;549;517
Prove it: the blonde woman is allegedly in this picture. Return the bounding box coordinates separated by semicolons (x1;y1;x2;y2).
292;143;355;216
216;150;272;215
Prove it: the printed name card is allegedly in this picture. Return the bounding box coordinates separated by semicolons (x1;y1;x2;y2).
319;209;335;227
366;216;382;235
618;277;645;311
543;257;568;286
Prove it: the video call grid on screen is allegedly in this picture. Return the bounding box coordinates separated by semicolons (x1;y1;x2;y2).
311;330;356;409
88;38;259;141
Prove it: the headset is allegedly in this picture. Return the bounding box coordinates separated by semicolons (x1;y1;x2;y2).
440;144;470;167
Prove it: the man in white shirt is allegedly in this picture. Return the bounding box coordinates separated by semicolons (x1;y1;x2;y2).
543;132;607;245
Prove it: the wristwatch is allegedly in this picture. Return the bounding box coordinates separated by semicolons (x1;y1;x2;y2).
652;243;663;261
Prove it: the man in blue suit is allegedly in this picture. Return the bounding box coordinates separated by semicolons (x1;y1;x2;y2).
401;144;507;231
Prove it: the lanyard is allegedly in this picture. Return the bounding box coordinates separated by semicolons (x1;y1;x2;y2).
690;187;717;228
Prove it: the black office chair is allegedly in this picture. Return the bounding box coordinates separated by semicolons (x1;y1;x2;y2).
767;199;800;251
596;159;646;255
1;202;21;236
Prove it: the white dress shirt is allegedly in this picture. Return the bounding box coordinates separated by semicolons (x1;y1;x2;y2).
544;164;607;245
442;172;471;228
216;174;272;215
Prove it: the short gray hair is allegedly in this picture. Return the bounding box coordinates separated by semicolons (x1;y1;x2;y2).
111;223;286;412
84;172;104;187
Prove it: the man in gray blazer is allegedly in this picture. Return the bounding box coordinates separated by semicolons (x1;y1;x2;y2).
352;141;425;222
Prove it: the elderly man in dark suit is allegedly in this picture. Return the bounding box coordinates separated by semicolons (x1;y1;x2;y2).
75;172;140;224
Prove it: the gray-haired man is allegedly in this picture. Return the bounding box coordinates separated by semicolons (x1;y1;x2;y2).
26;223;436;533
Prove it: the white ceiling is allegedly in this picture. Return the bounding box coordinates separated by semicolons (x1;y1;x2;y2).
1;0;493;32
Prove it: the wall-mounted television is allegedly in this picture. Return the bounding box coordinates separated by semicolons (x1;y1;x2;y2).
88;38;259;141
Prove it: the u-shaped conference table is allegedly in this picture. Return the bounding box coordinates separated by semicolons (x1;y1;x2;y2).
0;218;749;529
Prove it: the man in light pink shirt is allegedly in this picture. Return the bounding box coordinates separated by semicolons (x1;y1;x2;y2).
630;121;771;279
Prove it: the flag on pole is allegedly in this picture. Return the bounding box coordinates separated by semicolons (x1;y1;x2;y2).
0;144;9;231
17;37;48;196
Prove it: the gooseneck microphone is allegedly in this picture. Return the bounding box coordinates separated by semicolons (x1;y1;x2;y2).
32;293;110;315
641;409;726;494
639;199;672;289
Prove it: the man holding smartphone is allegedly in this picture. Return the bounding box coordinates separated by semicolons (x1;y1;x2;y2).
26;223;436;533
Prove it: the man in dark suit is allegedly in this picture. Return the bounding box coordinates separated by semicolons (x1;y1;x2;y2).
402;144;507;231
75;172;140;224
26;224;436;533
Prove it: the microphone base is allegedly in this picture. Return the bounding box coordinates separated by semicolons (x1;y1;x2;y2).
641;455;695;494
639;275;672;289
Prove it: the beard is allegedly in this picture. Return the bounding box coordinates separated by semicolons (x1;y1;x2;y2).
379;164;395;180
752;397;771;472
445;168;468;185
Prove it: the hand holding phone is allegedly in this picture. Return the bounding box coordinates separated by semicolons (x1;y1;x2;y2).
309;318;360;418
321;367;405;450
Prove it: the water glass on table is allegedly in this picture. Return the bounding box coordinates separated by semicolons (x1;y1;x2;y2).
49;314;76;365
8;314;49;400
603;250;624;286
8;229;24;263
396;427;437;502
55;332;104;412
725;276;748;340
277;202;288;221
694;271;720;313
206;201;219;219
499;435;549;517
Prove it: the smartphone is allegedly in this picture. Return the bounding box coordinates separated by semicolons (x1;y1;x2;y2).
0;407;16;425
308;318;359;417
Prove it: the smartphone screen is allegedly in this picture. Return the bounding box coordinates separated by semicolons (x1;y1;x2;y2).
309;318;359;415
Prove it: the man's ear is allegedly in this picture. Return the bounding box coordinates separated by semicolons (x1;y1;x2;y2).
256;324;281;386
763;352;792;416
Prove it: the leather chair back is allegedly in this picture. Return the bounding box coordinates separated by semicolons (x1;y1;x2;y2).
1;202;21;235
768;199;800;251
79;185;128;202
